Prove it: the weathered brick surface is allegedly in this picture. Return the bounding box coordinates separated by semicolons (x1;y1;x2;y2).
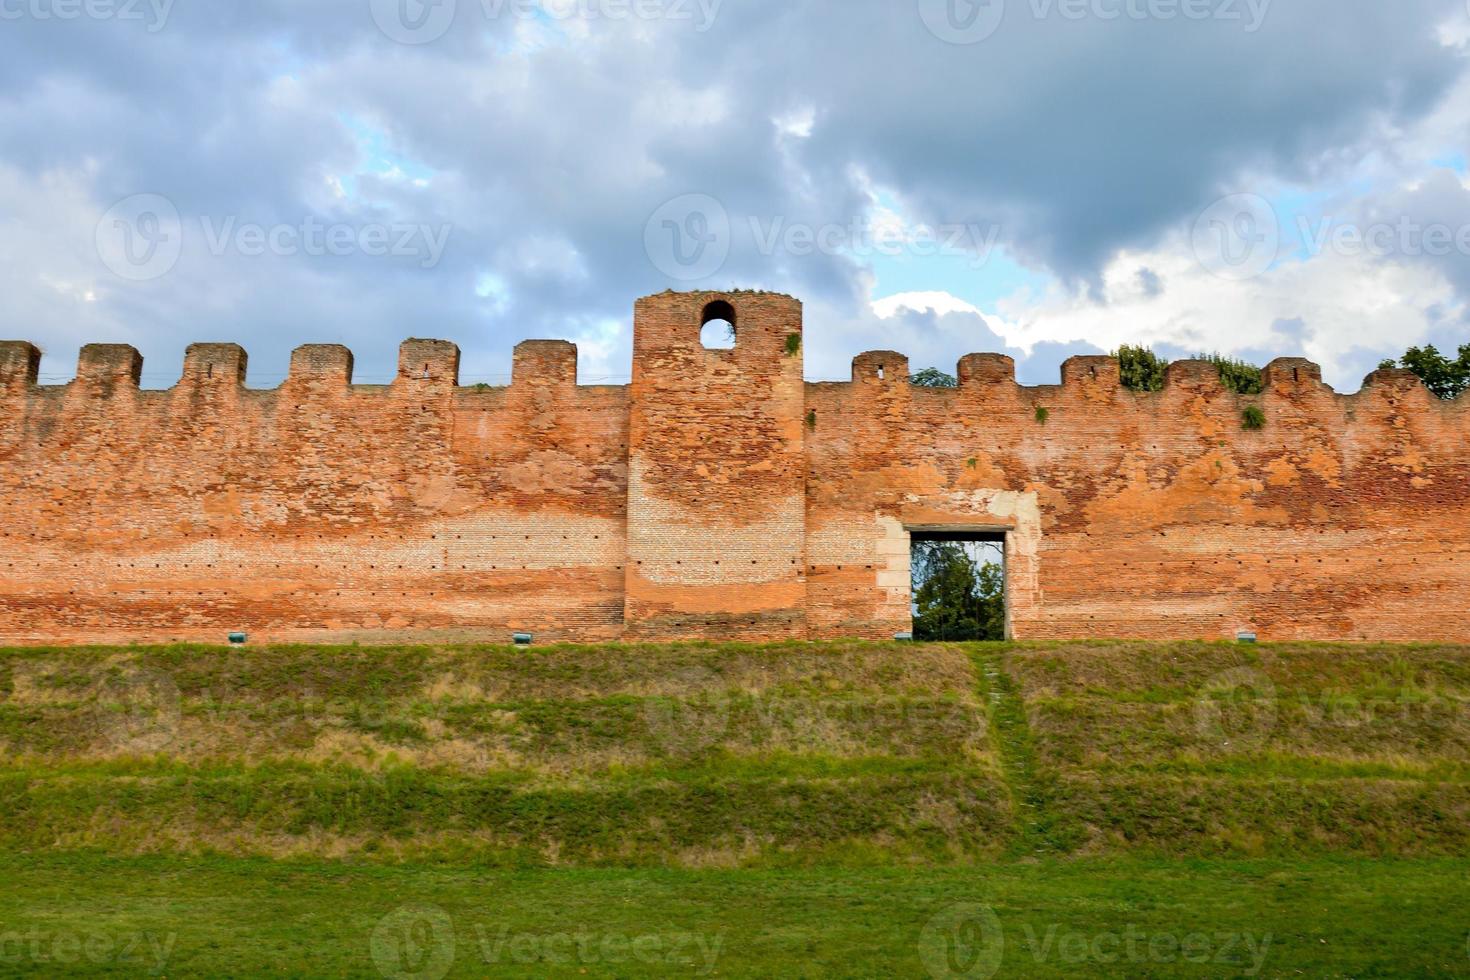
626;292;807;639
3;290;1469;643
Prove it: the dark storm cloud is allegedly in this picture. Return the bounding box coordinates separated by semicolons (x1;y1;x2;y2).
0;0;1466;385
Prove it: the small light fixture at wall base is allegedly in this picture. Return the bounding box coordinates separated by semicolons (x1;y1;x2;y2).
1237;630;1258;644
512;632;533;646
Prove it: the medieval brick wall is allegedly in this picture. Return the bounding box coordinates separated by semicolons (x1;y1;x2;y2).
0;335;627;644
805;351;1470;641
2;289;1468;644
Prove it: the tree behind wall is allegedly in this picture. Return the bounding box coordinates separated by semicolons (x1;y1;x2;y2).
1379;343;1470;399
910;368;958;388
1198;352;1263;394
911;541;1005;641
1114;346;1168;391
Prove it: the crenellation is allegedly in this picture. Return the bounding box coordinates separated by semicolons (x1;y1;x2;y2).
182;343;248;387
957;353;1016;388
76;344;143;393
1161;358;1224;391
397;339;460;387
288;344;354;388
2;289;1470;646
1061;355;1122;388
512;340;578;388
1262;357;1324;391
1359;366;1427;398
852;351;909;384
0;341;40;392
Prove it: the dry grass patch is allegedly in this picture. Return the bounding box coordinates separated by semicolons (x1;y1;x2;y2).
0;641;991;777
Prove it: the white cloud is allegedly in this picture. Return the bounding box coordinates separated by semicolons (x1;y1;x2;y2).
988;228;1461;389
872;290;987;320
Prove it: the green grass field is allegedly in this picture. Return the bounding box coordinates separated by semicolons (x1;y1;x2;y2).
5;853;1467;977
1;639;1467;976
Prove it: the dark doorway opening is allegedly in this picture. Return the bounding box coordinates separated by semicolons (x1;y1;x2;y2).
909;531;1006;642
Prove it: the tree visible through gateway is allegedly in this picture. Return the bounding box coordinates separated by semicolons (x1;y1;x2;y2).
910;533;1006;642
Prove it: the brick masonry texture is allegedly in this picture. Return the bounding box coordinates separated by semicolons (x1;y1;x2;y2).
2;290;1468;644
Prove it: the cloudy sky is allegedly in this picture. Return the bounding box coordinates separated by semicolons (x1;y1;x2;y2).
5;0;1470;389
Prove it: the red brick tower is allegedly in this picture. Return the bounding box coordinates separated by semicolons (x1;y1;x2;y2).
624;291;808;638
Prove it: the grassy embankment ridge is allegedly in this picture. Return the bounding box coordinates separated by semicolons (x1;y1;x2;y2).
2;639;1466;863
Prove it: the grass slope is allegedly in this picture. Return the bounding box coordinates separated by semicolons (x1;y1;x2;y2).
1001;641;1470;856
1;639;1468;862
0;641;1005;864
